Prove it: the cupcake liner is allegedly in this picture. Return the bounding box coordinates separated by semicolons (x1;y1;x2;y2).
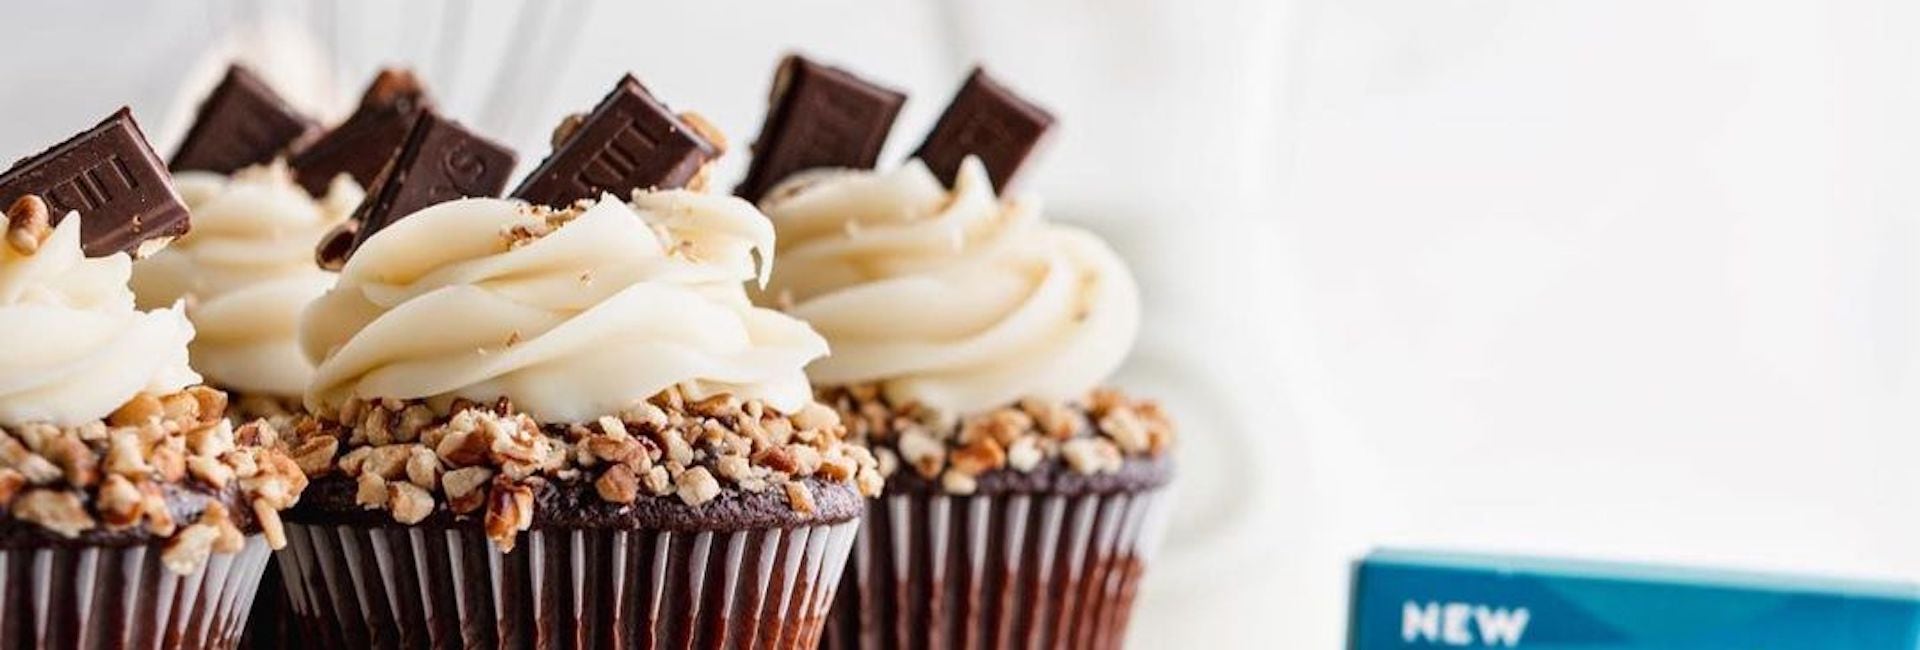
824;488;1172;650
0;536;272;650
236;558;296;649
277;520;862;649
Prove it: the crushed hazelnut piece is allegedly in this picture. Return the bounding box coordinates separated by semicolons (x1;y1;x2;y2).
405;445;441;488
108;394;164;428
356;473;388;508
96;475;143;528
897;430;945;479
783;481;815;515
940;469;978;495
14;489;93;537
642;466;672;495
253;499;286;549
0;469;24;506
484;477;534;551
442;466;494;514
387;482;435;524
949;438;1006;476
675;466;720;506
5;194;51;255
595;465;639;504
290;435;340;477
162;521;220;575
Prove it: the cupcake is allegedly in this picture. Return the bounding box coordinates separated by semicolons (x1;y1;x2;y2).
0;110;308;649
272;76;882;649
143;65;402;649
135;66;432;425
742;62;1176;649
131;164;362;421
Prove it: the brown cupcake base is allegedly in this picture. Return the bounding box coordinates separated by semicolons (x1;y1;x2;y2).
823;458;1172;650
277;519;861;649
0;535;272;649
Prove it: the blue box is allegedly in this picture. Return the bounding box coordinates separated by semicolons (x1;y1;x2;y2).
1349;549;1920;649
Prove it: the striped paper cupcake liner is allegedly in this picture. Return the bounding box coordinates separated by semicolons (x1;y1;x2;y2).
236;558;294;649
277;520;861;649
0;536;272;649
823;488;1172;650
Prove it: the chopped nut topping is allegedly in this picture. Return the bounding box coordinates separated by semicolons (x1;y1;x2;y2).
289;435;340;477
5;194;51;256
96;475;143;528
388;482;435;524
405;445;441;488
108;394;164;428
14;489;94;537
675;466;721;506
1061;438;1123;475
0;387;304;571
253;499;286;549
595;465;639;504
0;469;25;507
484;477;534;551
940;468;978;495
1007;437;1043;472
820;384;1173;494
783;481;815;515
642;466;672;495
442;466;494;514
949;438;1006;476
278;390;881;551
162;520;220;575
897;429;945;479
186;456;234;488
186;387;228;426
356;473;388;508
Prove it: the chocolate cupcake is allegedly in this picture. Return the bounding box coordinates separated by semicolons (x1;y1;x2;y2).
0;110;308;648
138;66;423;648
744;60;1176;650
274;77;882;649
135;66;433;426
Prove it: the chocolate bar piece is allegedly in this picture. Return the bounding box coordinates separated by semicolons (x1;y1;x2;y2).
170;64;319;174
912;67;1055;192
341;111;515;259
734;55;906;203
0;108;187;257
288;68;431;196
513;75;716;207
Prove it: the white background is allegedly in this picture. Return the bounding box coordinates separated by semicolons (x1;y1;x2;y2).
5;1;1919;647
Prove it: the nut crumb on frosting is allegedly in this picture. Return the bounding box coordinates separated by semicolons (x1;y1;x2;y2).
0;387;308;574
822;385;1173;495
280;386;883;552
5;194;52;256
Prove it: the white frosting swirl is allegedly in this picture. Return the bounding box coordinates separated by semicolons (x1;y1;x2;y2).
759;158;1141;415
0;214;200;426
301;192;828;422
132;164;363;397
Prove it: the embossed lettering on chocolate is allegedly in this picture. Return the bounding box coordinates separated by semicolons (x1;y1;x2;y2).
342;111;515;259
0;108;187;257
513;74;717;207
